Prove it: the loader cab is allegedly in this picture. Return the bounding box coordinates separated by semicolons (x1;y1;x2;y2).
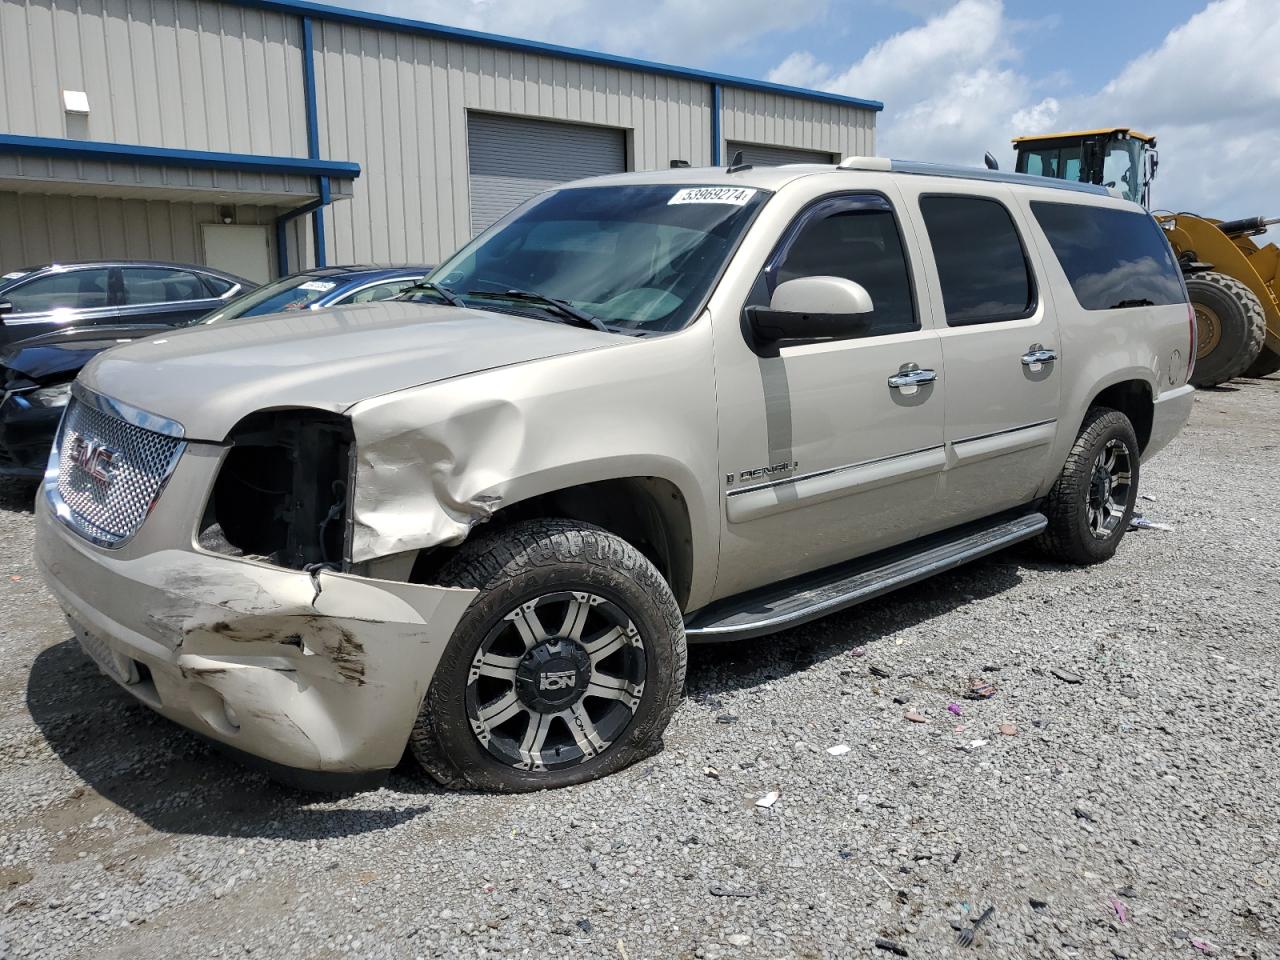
1013;128;1158;208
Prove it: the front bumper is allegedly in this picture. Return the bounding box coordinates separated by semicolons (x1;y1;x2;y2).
0;392;60;477
1143;383;1195;463
34;494;476;778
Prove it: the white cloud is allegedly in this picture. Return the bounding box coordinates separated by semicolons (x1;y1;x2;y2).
771;0;1280;224
359;0;828;65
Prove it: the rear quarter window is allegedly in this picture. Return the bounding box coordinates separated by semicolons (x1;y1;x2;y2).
1030;201;1185;310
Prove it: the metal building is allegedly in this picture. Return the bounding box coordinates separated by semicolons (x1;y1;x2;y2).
0;0;881;282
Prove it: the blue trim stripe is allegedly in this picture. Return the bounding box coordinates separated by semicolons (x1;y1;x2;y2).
301;15;328;268
233;0;883;112
0;133;360;179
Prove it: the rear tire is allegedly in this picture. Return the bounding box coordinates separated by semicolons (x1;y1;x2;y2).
1244;345;1280;379
409;518;686;792
1037;408;1140;565
1187;272;1265;387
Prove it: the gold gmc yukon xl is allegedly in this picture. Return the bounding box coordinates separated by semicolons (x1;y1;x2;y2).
35;159;1196;792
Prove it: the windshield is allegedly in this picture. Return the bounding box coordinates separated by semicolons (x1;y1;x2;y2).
417;184;770;334
197;274;340;324
1102;139;1145;205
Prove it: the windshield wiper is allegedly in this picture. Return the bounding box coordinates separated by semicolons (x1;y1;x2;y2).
465;289;610;332
1110;298;1155;309
401;280;465;307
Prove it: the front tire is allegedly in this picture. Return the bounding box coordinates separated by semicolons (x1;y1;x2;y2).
409;519;686;792
1187;272;1265;387
1245;345;1280;379
1037;408;1141;565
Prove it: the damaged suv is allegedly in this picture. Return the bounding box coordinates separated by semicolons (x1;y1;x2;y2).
36;160;1195;791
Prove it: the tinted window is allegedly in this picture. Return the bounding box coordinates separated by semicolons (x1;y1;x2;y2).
4;268;114;312
341;278;422;304
1031;201;1185;310
199;275;338;324
920;196;1035;326
120;267;210;306
769;196;916;337
202;275;236;296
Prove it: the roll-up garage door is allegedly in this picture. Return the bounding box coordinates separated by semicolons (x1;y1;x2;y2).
467;114;627;236
725;142;836;167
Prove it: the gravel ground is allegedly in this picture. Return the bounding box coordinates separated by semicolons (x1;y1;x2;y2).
1;377;1278;960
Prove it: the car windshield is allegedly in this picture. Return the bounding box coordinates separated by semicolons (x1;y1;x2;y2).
197;274;342;324
416;184;770;334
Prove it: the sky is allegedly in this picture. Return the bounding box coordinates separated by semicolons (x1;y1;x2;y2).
346;0;1280;226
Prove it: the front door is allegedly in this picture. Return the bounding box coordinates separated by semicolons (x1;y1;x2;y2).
201;224;270;284
896;184;1062;526
712;189;947;600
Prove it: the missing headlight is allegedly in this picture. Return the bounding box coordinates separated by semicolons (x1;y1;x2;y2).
199;410;354;570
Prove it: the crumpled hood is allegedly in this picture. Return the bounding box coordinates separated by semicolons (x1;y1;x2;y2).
78;300;613;441
1;324;160;382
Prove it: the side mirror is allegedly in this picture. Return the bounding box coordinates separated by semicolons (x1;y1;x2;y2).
983;151;999;171
747;276;874;344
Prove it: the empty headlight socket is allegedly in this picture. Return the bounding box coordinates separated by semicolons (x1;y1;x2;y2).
199;410;355;571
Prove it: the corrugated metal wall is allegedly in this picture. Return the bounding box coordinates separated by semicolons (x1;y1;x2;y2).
721;87;874;162
312;22;716;265
0;0;308;156
0;192;281;272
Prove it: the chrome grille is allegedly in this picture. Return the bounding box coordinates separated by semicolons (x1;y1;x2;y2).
53;397;184;546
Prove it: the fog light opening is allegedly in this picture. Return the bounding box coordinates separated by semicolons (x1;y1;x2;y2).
223;702;241;730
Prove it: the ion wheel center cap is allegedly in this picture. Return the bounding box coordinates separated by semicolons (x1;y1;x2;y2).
516;640;591;711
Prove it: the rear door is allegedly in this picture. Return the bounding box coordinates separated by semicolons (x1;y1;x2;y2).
897;183;1062;525
117;266;227;326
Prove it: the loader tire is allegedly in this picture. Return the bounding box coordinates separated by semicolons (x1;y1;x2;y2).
1187;272;1265;387
1244;345;1280;379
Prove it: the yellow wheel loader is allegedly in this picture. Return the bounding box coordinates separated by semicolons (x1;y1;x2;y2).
1009;128;1279;386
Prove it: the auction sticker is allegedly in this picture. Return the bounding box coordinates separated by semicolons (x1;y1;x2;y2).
668;186;757;206
298;280;337;292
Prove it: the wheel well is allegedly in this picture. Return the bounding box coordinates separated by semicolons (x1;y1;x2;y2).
413;478;695;608
1089;380;1153;452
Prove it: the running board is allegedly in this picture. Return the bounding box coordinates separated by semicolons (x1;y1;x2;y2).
685;511;1047;642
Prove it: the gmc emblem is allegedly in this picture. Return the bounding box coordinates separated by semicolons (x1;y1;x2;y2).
68;435;119;483
539;669;577;691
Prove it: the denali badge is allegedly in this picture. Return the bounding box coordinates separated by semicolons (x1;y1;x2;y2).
539;669;577;691
725;460;799;486
68;434;120;483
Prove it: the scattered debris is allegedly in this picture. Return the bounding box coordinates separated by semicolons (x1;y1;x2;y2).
709;884;755;898
850;647;868;658
618;938;630;960
725;933;751;947
755;791;780;809
904;710;928;724
827;744;851;756
1109;897;1130;924
1029;897;1049;911
715;714;739;725
1129;516;1174;532
838;849;853;860
870;665;893;679
1052;668;1084;685
893;695;909;705
874;937;909;956
1189;938;1217;955
1073;806;1098;823
1116;885;1137;898
703;766;720;779
577;919;593;933
956;906;995;948
965;678;998;700
966;738;989;749
947;703;963;716
998;723;1018;736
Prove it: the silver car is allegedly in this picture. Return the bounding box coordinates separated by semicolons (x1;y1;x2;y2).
34;160;1195;792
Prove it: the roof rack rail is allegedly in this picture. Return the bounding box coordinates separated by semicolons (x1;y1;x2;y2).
835;155;1114;197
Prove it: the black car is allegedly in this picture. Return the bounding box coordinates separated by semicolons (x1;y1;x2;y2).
0;260;253;349
0;265;430;478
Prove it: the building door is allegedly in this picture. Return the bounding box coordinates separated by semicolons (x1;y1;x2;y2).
467;114;627;237
201;224;271;284
725;142;836;167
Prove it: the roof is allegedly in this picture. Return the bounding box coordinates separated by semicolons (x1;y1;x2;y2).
232;0;883;112
298;265;432;279
1012;127;1156;145
561;158;1117;198
9;260;249;277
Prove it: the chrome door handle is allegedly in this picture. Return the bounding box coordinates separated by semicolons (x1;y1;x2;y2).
887;368;938;388
1021;349;1058;366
